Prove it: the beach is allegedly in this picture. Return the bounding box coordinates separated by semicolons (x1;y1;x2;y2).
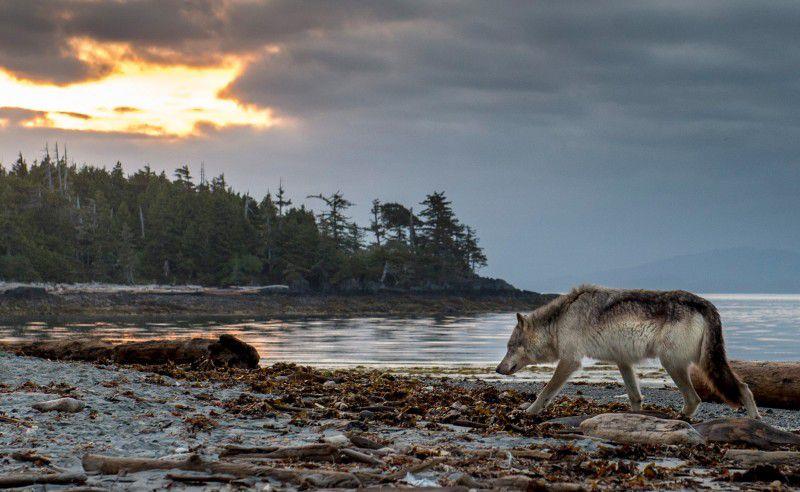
2;352;798;490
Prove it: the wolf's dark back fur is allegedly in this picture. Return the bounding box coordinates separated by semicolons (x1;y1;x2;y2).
599;289;709;324
532;284;601;325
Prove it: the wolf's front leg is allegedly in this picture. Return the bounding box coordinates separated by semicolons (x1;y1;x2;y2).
525;358;581;415
617;363;642;411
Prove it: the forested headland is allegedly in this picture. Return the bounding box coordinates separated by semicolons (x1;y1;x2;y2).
0;149;506;292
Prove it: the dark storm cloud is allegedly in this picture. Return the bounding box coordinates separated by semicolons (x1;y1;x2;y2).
225;0;800;142
0;0;421;83
2;1;800;289
5;0;799;141
0;1;111;83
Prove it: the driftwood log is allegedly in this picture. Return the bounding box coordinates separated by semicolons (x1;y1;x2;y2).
694;417;800;450
0;472;86;488
0;334;259;368
82;454;360;488
724;449;800;468
691;360;800;409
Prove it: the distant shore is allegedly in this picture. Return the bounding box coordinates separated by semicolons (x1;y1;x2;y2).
0;287;556;320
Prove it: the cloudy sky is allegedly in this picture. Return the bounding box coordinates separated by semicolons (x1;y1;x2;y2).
1;0;799;290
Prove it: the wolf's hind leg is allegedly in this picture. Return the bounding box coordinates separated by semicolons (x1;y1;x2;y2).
617;363;642;412
525;358;581;415
739;382;760;419
660;359;701;418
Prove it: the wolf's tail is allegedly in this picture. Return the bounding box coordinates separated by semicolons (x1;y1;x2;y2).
696;300;748;406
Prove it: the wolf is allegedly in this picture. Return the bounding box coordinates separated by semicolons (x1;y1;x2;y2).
496;285;760;418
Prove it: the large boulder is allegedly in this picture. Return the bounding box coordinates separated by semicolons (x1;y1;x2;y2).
579;413;704;446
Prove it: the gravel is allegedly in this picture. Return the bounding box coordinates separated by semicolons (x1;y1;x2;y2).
482;379;800;430
1;352;798;490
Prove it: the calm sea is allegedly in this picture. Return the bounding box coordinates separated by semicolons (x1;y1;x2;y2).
1;294;798;369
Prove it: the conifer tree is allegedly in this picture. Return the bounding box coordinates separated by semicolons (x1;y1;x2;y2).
0;151;487;289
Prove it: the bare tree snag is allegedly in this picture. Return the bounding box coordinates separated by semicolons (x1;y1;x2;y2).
691;360;800;409
0;334;259;368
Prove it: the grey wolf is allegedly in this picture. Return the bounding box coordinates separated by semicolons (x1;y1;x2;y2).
495;285;760;418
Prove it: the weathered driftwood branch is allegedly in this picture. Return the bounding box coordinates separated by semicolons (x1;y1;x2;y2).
338;448;385;466
693;417;800;450
222;443;384;466
82;454;360;488
82;454;205;474
219;445;280;457
724;449;800;468
691;360;800;409
165;473;237;484
0;472;86;488
0;334;259;368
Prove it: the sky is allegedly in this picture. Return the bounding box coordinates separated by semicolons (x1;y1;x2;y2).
1;1;799;291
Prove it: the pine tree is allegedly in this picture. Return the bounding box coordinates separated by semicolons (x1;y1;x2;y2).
275;180;292;217
308;191;354;249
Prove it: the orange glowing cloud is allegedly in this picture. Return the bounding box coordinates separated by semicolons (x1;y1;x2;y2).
0;38;277;138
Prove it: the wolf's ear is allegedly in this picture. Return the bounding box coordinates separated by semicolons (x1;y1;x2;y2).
516;312;525;325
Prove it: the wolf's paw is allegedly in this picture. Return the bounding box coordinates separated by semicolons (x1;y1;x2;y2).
524;403;543;415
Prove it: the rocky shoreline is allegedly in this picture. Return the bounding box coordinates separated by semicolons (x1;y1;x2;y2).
1;352;799;490
0;289;555;320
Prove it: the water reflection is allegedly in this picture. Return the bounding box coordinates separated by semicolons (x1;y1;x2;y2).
0;294;798;366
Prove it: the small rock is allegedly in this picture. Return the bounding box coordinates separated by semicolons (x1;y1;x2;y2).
358;410;376;421
733;464;787;484
579;413;704;446
32;397;85;413
323;380;337;387
322;434;350;447
345;420;368;432
442;409;461;421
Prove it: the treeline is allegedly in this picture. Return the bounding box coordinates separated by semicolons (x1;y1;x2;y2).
0;149;489;290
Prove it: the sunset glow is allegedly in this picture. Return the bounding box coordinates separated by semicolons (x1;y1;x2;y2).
0;40;276;138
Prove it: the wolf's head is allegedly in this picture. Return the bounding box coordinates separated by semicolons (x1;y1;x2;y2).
495;312;553;375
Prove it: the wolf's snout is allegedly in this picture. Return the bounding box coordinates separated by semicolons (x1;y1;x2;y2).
495;355;516;375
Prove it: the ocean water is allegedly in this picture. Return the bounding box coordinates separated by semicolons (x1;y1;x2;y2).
1;294;798;369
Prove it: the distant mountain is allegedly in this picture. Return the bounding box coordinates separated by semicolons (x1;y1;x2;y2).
543;247;800;293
